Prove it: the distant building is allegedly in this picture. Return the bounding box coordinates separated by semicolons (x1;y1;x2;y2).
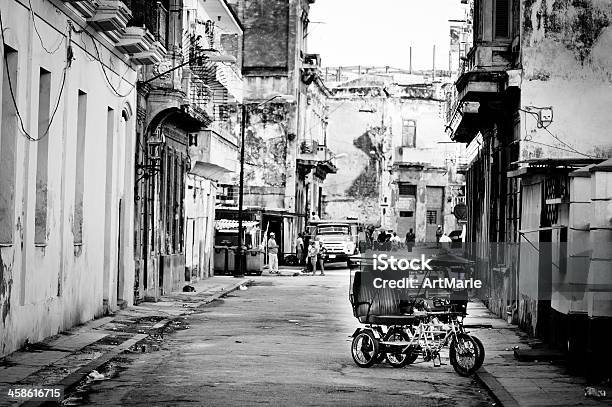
226;0;336;260
325;74;466;241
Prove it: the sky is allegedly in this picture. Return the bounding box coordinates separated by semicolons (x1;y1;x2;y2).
307;0;466;71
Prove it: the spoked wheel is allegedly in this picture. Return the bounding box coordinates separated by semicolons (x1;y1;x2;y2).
351;330;380;368
470;335;485;370
384;328;417;368
449;333;479;376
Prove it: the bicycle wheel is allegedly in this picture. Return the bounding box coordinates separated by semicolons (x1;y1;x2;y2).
470;334;485;370
449;333;478;376
384;328;417;368
351;330;380;368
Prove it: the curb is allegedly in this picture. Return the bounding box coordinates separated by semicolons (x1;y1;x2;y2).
197;278;253;306
20;334;147;407
20;278;252;406
474;367;520;407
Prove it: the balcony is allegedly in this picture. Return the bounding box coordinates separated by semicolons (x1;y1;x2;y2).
131;40;166;65
188;40;243;103
87;0;132;33
297;140;337;176
187;78;214;121
446;41;521;143
63;0;99;18
115;26;154;54
188;129;238;181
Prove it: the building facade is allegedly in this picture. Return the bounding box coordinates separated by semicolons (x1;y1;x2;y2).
446;0;612;378
325;74;466;240
227;0;335;261
132;0;241;301
0;0;145;355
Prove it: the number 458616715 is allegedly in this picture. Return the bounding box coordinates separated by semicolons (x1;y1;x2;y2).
7;386;63;400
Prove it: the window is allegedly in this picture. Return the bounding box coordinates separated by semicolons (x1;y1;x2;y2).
73;90;87;244
402;119;416;147
0;45;18;244
125;0;170;49
35;68;51;244
494;0;510;39
399;211;414;218
426;210;437;224
398;183;417;196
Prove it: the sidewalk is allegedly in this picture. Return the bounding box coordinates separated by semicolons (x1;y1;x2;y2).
466;301;611;406
0;276;251;407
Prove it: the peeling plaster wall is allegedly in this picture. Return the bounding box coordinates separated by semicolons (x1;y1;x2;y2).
325;82;465;231
521;0;612;160
0;1;137;356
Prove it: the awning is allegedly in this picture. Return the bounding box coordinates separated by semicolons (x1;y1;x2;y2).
190;161;233;180
215;219;259;232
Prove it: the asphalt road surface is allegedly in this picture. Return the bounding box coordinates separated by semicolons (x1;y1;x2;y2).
68;265;494;406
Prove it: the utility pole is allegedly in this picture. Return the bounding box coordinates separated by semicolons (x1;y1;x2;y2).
433;44;436;82
234;103;248;277
409;47;412;74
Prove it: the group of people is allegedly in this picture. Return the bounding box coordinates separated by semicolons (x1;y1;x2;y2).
365;225;452;250
369;228;415;251
266;231;325;275
296;233;325;276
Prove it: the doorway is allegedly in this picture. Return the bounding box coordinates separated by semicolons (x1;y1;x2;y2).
425;186;444;242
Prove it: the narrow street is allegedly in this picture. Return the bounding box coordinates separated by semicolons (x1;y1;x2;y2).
69;267;493;407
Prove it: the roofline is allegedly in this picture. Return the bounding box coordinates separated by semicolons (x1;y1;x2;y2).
223;0;244;32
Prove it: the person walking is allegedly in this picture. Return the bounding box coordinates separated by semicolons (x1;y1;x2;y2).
405;228;415;252
315;239;326;276
296;233;305;266
307;241;318;274
390;232;401;251
436;225;443;246
371;228;380;250
267;232;279;274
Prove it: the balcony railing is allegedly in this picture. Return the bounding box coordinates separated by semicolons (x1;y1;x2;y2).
300;140;319;155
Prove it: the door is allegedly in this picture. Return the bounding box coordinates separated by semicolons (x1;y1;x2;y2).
425;186;444;242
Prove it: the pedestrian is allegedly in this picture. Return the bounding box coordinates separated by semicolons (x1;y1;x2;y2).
296;233;304;266
436;225;443;245
267;232;279;274
390;232;401;251
310;211;320;221
405;228;415;252
371;228;380;250
307;241;318;274
315;239;326;276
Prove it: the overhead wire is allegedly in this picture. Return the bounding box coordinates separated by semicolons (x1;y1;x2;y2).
520;109;595;158
0;7;68;142
28;0;65;55
82;28;135;98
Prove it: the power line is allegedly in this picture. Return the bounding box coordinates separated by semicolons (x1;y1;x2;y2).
82;29;135;98
0;8;68;142
27;0;65;55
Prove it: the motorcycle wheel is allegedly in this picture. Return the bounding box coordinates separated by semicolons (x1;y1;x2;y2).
449;333;478;376
351;330;379;368
469;335;485;370
384;328;417;368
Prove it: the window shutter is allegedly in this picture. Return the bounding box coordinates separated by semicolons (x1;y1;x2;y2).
495;0;509;38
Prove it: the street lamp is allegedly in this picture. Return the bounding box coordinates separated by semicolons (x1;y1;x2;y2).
234;94;295;277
